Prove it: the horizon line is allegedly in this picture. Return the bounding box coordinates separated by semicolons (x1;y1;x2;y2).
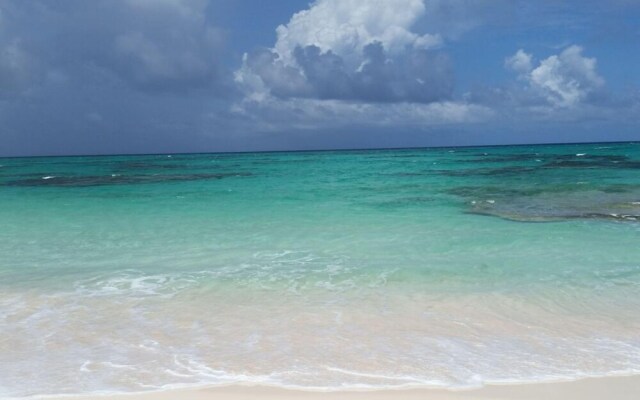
1;139;638;160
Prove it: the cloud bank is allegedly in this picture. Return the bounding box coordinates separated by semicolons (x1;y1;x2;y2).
0;0;228;93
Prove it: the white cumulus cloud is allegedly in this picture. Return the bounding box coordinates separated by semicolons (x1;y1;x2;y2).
505;49;533;75
237;0;453;105
507;45;605;107
274;0;440;65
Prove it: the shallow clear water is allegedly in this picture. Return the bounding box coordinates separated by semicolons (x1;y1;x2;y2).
1;143;640;397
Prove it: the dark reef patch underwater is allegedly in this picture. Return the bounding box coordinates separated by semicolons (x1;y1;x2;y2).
437;145;640;222
465;191;640;222
5;172;253;187
1;142;639;222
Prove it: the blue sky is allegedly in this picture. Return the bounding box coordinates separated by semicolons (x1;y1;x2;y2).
0;0;639;156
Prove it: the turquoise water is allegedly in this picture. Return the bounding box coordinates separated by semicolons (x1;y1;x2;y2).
1;142;640;397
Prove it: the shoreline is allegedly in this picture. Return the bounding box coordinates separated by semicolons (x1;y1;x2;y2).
28;375;640;400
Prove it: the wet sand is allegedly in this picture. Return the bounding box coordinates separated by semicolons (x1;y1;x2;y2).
56;375;640;400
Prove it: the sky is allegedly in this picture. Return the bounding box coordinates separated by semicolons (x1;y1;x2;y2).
0;0;639;156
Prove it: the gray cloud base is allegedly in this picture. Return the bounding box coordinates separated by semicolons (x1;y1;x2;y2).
0;0;229;94
243;42;453;103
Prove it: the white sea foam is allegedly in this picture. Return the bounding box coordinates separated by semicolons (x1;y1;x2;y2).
72;271;203;298
3;279;640;399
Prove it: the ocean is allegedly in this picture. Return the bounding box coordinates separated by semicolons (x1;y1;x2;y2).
1;142;639;397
